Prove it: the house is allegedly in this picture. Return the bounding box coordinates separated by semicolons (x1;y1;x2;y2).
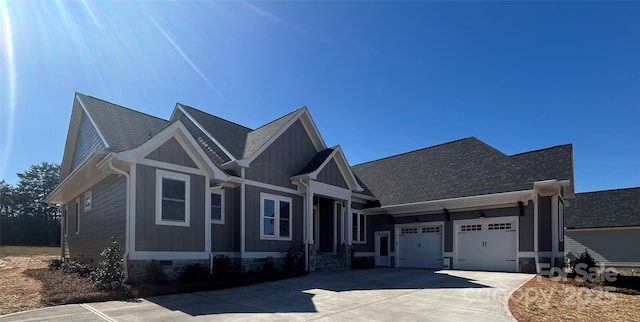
564;187;640;268
47;93;573;280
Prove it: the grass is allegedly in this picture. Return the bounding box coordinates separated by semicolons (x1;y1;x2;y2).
509;276;640;322
0;246;60;257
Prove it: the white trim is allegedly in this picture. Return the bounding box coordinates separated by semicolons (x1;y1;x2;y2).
363;190;533;215
374;231;391;267
74;198;80;235
155;170;191;227
519;251;553;258
204;175;211;253
175;104;236;161
63;204;69;237
259;192;293;241
566;226;640;232
335;201;342;251
558;196;564;242
230;177;300;195
210;188;225;224
351;209;366;244
240;168;246;253
551;194;559;263
129;251;209;260
75;94;109;148
138;158;206;176
309;180;351;200
394;221;445;269
453;216;519;272
294;146;363;192
130;164;137;253
83;190;92;212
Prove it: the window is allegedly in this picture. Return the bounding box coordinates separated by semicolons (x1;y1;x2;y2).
460;224;482;232
84;190;92;212
211;188;224;224
74;199;80;235
260;193;292;240
400;227;418;235
423;226;440;233
63;205;68;237
488;223;512;230
352;210;366;243
155;170;190;227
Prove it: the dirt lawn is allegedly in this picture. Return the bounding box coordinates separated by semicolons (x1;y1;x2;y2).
0;246;59;315
510;276;640;322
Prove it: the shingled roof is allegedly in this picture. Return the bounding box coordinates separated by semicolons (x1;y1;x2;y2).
565;188;640;229
351;137;550;206
242;109;301;158
78;93;170;152
297;148;335;175
510;144;573;181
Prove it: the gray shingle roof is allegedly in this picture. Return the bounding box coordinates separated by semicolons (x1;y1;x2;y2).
510;144;573;181
78;93;170;152
178;104;253;160
177;105;301;160
243;109;300;158
297;148;335;175
351;137;548;206
565;188;640;229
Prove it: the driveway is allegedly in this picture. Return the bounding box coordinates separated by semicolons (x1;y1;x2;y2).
0;269;532;321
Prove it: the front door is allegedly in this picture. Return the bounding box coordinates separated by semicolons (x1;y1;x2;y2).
375;231;390;267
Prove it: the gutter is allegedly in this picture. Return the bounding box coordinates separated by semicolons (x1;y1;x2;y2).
208;183;224;274
103;155;131;283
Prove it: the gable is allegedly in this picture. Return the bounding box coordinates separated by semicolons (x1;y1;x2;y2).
317;158;348;189
70;108;107;171
245;119;318;188
144;137;198;168
173;108;229;166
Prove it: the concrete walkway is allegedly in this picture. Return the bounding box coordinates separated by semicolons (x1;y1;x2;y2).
0;269;533;321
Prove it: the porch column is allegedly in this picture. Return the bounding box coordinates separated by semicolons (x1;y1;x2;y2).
346;198;352;246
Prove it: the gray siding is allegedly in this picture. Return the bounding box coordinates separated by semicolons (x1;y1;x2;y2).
519;203;535;252
317;159;348;189
145;137;198;168
355;214;394;253
539;196;552;252
246;120;318;188
565;229;640;265
65;174;126;263
244;185;304;252
211;187;241;252
135;164;206;252
70;109;106;172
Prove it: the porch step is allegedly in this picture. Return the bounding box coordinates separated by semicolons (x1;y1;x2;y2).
313;253;348;272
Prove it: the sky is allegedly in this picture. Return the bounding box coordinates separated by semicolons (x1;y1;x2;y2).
0;1;638;193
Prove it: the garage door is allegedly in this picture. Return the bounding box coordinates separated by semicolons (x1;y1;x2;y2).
456;218;517;272
397;224;443;268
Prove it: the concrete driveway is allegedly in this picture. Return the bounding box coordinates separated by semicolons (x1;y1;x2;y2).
0;269;532;322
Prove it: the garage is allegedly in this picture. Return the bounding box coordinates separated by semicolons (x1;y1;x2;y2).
396;223;443;268
455;217;518;272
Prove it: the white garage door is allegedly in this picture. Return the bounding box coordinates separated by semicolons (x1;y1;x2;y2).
397;224;443;269
456;218;517;272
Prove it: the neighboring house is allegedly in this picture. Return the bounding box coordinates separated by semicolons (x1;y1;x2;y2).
564;188;640;268
47;93;573;280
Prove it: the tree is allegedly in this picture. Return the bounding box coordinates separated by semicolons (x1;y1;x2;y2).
90;237;125;291
0;180;13;217
13;162;60;221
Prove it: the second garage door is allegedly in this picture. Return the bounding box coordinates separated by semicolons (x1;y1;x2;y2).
397;224;443;269
455;217;517;272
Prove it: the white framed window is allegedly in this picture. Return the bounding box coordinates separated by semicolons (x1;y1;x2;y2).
211;188;224;224
84;190;92;212
260;193;292;241
352;210;366;243
74;199;80;235
63;205;68;237
155;170;191;227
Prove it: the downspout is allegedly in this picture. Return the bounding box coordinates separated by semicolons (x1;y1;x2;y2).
299;179;310;272
240;168;246;263
532;192;540;273
209;183;223;274
107;159;131;283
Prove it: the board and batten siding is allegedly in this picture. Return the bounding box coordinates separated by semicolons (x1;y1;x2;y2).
244;185;304;252
65;174;126;263
211;187;241;252
317;159;348;189
246;120;318;189
538;196;552;252
135;164;206;252
354;214;394;253
144;137;198;168
565;228;640;266
70;108;106;172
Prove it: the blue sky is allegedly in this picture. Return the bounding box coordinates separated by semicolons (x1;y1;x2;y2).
0;1;638;193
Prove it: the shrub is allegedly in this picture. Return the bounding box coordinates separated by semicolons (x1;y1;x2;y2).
183;263;210;283
282;247;301;271
213;255;231;275
263;256;275;272
572;250;597;271
59;261;93;277
90;237;124;291
48;258;62;270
